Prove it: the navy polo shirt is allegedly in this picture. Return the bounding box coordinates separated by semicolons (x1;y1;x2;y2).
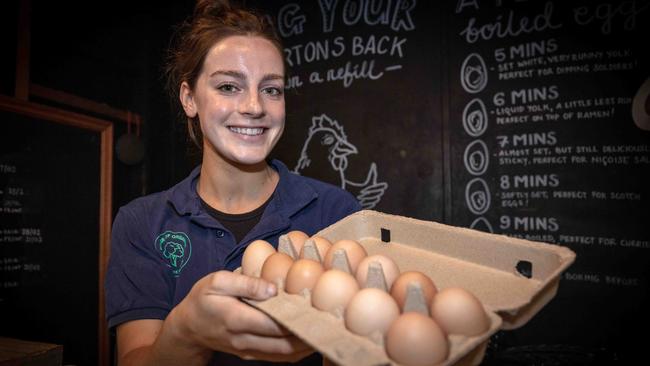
105;159;360;363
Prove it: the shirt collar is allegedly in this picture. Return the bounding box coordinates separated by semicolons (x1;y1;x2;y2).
267;159;318;218
167;165;202;217
167;159;318;220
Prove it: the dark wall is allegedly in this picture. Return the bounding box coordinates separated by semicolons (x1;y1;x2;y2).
25;0;196;206
0;1;18;97
1;1;195;365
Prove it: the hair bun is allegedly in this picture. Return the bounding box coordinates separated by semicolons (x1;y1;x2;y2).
193;0;232;19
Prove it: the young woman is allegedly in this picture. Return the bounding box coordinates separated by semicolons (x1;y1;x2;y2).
104;1;361;365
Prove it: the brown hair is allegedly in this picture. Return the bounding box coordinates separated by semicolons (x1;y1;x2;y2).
165;0;284;151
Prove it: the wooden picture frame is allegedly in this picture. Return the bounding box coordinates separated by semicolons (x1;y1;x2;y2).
0;94;113;366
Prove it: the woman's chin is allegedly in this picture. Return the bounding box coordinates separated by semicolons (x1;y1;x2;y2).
226;153;271;169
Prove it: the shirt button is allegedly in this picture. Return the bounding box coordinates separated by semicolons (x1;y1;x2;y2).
216;230;225;238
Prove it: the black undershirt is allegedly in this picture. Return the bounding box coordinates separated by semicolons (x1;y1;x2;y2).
199;194;273;244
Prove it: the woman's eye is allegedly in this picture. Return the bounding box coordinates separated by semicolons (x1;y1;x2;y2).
217;84;239;93
262;87;283;97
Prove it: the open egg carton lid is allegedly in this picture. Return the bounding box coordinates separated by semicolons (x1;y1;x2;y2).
319;210;575;328
244;210;575;365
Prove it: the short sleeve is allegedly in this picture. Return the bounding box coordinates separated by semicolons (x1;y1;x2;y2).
104;207;174;329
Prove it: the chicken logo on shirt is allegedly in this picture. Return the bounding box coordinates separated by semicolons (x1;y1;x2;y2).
155;231;192;277
293;114;388;209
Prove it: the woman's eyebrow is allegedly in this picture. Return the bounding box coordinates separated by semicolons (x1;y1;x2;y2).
209;70;284;83
261;73;284;82
209;70;245;79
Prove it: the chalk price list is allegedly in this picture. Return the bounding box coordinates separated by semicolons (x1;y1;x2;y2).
1;163;44;296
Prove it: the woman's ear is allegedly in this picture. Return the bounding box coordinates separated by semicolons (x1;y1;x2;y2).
180;81;197;118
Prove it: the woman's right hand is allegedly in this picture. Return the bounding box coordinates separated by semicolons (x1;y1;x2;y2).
172;270;314;361
117;271;314;365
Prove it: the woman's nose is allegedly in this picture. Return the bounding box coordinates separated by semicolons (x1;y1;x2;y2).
239;91;264;117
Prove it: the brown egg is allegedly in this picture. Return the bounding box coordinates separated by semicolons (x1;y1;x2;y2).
260;252;294;289
390;271;438;310
241;240;276;277
431;287;490;336
386;312;448;366
285;259;324;294
300;236;332;262
323;239;368;273
355;254;400;289
344;288;400;336
312;269;359;314
286;230;309;255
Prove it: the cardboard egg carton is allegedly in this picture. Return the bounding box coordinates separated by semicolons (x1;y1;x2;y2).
244;210;576;365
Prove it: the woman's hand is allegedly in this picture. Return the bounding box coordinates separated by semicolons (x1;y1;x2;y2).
167;270;314;362
117;271;313;366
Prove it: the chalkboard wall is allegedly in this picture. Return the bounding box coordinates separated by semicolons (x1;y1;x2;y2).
252;0;650;363
250;0;444;220
445;1;649;363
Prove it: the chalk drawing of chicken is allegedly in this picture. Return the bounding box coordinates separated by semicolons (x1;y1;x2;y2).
293;114;388;209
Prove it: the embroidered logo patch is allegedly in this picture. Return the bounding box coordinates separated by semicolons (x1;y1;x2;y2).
155;231;192;276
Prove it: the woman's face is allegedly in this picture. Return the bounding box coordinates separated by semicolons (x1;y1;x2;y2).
181;35;285;167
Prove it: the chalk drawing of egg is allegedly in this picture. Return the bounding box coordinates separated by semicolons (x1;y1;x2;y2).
463;140;489;176
632;77;650;131
461;53;488;94
470;217;494;233
465;178;491;215
463;98;488;137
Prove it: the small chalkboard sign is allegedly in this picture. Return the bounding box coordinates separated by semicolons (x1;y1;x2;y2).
0;95;112;366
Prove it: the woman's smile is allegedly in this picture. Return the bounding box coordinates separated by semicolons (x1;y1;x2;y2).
228;126;266;136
